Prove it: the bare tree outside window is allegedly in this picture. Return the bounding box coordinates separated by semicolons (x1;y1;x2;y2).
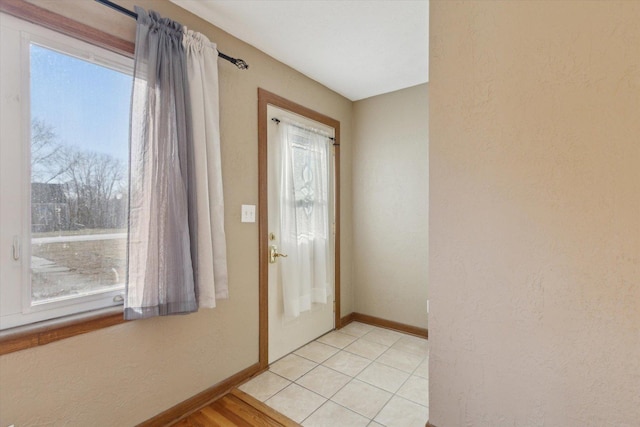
30;45;130;305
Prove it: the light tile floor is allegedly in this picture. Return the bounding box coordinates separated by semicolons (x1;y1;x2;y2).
239;322;429;426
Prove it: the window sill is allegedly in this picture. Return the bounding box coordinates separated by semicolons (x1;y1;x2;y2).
0;307;126;356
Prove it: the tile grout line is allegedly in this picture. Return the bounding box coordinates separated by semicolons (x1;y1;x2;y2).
295;332;395;424
249;323;428;425
334;326;428;423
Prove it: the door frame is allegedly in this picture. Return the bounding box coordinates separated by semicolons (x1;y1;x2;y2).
258;88;341;369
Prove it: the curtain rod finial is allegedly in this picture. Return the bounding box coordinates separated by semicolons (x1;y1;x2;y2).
235;59;249;70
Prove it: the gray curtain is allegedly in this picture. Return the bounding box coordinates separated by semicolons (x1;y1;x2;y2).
125;8;198;319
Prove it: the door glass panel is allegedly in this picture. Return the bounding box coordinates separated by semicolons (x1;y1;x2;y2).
291;134;328;240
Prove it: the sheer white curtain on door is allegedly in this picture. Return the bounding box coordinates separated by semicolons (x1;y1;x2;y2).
276;121;332;318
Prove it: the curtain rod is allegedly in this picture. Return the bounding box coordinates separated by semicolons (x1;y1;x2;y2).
272;117;336;142
94;0;249;70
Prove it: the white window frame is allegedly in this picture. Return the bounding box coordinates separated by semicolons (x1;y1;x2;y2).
0;13;133;330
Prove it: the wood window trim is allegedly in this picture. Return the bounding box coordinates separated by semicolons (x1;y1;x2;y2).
0;0;133;356
0;0;134;56
257;88;342;369
0;308;126;356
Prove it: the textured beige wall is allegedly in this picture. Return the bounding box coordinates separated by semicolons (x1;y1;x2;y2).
0;1;353;425
430;1;640;426
353;84;428;328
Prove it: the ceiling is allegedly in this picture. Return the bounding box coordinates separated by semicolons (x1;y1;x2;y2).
170;0;429;101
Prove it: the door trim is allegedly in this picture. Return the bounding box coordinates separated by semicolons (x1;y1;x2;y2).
258;88;341;369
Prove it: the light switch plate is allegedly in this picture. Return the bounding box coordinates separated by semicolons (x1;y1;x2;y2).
241;204;256;223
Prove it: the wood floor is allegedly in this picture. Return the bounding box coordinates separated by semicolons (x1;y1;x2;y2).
171;389;299;427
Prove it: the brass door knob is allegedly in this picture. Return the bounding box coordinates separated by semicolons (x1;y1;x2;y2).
269;245;288;264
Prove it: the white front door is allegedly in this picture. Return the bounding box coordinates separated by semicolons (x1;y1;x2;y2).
267;105;335;364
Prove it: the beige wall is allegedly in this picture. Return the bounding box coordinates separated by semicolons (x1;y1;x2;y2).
353;84;428;328
430;1;640;426
0;1;353;425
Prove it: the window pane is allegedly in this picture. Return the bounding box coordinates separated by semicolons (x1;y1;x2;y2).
30;44;131;304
